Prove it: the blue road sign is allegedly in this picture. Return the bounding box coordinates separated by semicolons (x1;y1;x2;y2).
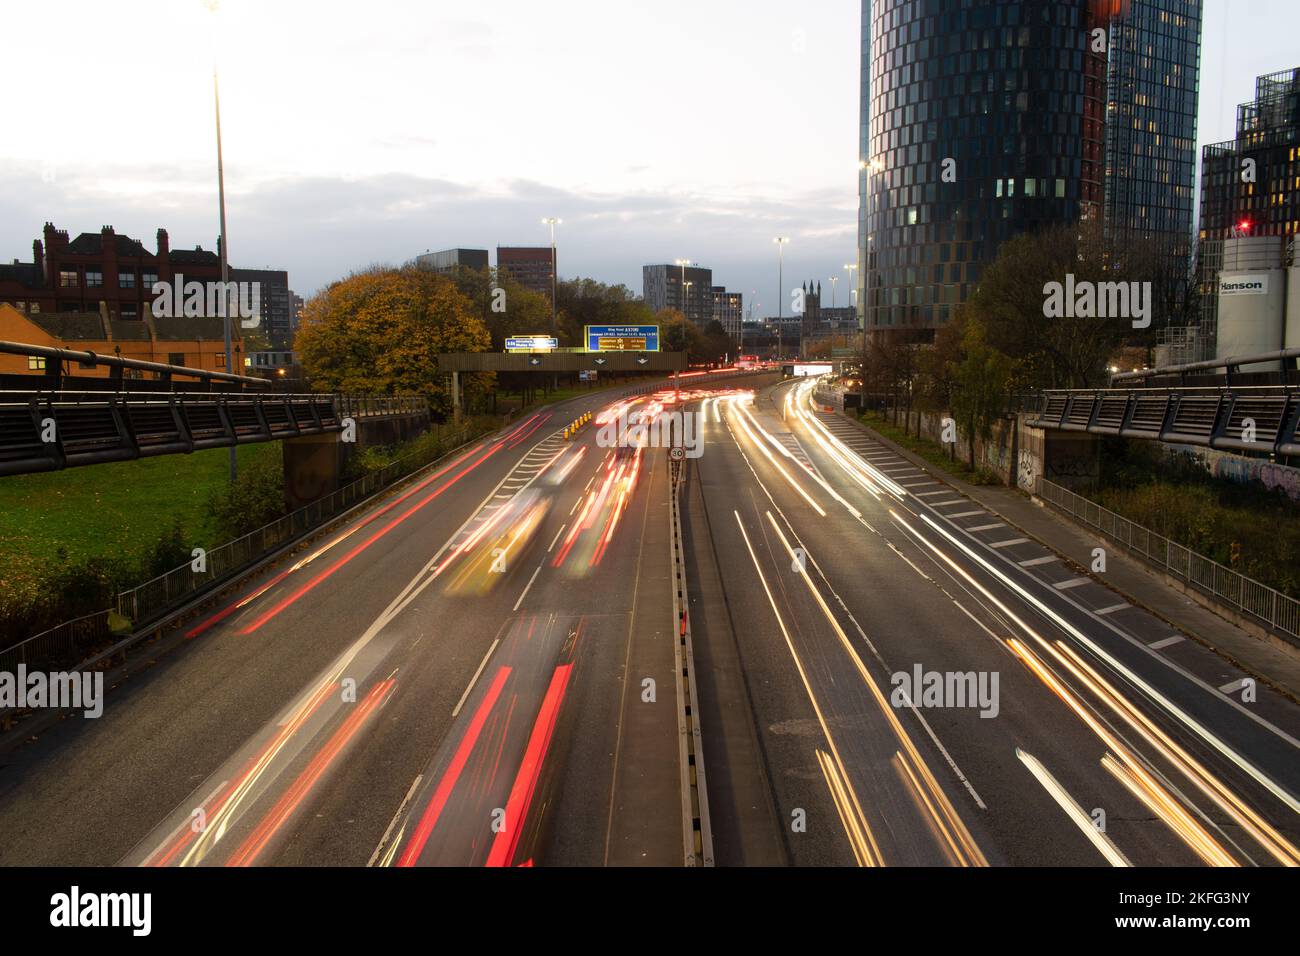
585;325;660;352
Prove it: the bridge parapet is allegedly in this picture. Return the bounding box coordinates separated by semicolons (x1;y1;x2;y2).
0;390;428;477
1030;386;1300;458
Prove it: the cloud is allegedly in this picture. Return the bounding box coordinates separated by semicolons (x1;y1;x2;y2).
0;162;855;307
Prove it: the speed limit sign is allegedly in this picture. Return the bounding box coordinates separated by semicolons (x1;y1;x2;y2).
669;446;686;461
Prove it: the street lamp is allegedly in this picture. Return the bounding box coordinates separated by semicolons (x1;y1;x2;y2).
829;275;839;309
542;217;561;336
204;0;236;482
542;217;561;391
674;258;691;320
773;237;789;361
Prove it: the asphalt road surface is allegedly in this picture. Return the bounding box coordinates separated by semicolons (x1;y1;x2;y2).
1;373;1298;869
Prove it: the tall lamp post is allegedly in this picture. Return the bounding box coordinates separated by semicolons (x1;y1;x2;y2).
674;258;691;320
542;217;561;391
773;237;789;362
204;0;236;482
845;262;861;395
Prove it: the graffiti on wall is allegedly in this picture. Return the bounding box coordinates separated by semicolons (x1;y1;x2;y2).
1213;457;1300;502
1018;450;1041;491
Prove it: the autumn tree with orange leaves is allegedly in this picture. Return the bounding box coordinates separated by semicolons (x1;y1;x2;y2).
296;266;493;416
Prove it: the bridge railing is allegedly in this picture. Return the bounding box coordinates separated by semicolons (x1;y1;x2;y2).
1038;478;1300;646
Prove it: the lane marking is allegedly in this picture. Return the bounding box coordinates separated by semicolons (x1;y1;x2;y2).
368;774;424;867
990;538;1030;548
1019;556;1060;568
968;522;1006;532
547;523;567;553
452;638;502;717
1148;635;1185;650
1095;603;1130;616
948;510;986;518
1053;577;1092;590
512;565;543;612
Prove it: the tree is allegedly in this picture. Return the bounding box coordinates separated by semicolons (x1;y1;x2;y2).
657;309;705;362
950;317;1013;470
556;278;656;347
449;266;552;351
296;266;492;416
700;320;733;366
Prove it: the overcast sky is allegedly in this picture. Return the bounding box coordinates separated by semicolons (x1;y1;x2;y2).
2;0;1297;315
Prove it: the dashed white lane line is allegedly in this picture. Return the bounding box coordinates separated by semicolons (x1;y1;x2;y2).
1148;635;1185;650
948;510;986;519
1094;603;1130;616
968;522;1007;532
547;523;567;553
452;638;501;717
1053;577;1091;590
1019;556;1060;568
990;537;1030;549
512;564;543;612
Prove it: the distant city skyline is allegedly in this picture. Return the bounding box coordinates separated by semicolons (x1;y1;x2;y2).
1;0;1296;309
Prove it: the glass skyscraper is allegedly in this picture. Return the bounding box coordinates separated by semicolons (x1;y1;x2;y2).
858;0;1202;340
1103;0;1202;259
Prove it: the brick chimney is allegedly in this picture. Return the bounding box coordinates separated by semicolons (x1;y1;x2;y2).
101;226;118;286
32;239;44;283
156;228;170;281
43;221;66;254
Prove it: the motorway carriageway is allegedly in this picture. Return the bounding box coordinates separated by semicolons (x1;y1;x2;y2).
1;373;1297;868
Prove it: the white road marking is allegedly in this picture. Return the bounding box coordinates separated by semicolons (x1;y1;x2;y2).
1019;556;1060;567
452;638;502;717
990;538;1030;548
512;565;543;612
1148;635;1185;650
1094;603;1130;616
1053;578;1091;590
547;523;568;553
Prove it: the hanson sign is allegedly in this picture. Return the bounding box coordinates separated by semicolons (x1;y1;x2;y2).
1220;274;1270;296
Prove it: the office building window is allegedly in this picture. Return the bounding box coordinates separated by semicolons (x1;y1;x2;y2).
28;356;46;370
59;270;78;288
86;268;103;288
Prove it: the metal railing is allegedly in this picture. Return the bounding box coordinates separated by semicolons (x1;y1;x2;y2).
1037;478;1300;646
337;394;429;419
0;610;113;674
1;422;486;673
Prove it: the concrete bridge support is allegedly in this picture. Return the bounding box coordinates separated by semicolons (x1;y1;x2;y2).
1042;429;1102;491
282;409;433;511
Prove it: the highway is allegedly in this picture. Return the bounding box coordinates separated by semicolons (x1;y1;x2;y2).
684;378;1300;867
0;373;1298;869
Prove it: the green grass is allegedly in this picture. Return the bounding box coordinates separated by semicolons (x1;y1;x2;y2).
0;443;279;591
858;411;1001;486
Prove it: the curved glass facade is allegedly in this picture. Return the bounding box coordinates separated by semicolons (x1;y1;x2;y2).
858;0;1198;339
860;0;1104;336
